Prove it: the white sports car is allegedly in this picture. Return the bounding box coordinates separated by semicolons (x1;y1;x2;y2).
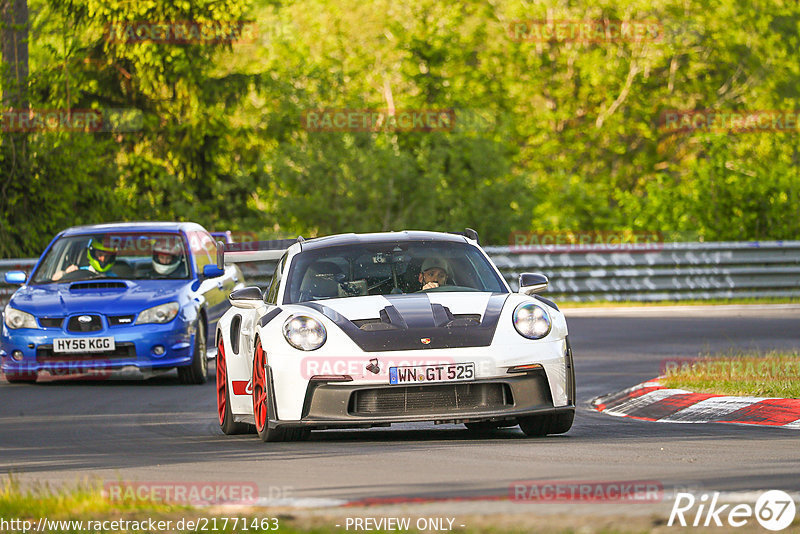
214;230;575;442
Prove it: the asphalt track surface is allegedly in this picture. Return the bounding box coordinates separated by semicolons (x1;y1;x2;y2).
1;305;799;507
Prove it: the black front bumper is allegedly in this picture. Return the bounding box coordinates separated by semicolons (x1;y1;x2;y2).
268;369;574;430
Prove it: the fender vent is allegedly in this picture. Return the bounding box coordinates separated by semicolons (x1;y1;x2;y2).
230;315;242;354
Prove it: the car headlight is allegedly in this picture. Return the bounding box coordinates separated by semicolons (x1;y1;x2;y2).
512;302;552;339
3;306;37;329
135;302;180;324
282;315;326;351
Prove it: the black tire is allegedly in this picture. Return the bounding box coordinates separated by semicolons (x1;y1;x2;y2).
519;410;574;437
216;337;250;435
282;427;311;441
178;319;208;385
548;410;575;435
4;371;38;384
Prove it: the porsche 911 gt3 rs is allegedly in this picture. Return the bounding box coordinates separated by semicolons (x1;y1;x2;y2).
214;230;575;441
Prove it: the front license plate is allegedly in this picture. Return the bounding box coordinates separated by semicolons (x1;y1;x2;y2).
389;363;475;384
53;337;115;353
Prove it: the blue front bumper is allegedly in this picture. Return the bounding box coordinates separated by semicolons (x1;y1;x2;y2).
1;318;195;375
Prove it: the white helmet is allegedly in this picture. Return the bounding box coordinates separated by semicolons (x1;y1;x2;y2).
152;240;183;275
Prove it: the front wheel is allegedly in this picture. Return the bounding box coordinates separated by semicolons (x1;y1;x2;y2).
252;340;309;442
518;411;574;437
178;320;208;385
216;337;251;435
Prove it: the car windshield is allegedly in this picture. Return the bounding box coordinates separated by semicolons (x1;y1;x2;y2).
284;240;507;304
31;232;191;283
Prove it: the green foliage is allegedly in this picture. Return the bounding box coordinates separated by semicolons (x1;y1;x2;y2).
661;349;800;397
2;0;799;256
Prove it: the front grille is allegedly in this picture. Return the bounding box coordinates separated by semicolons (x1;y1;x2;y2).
39;317;64;328
108;315;135;326
67;315;103;332
350;383;512;416
36;342;136;361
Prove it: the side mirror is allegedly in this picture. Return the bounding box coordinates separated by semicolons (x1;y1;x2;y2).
4;271;27;285
229;286;263;309
518;273;548;295
202;264;225;279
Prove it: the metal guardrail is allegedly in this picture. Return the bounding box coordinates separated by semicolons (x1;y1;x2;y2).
2;241;799;305
486;241;800;301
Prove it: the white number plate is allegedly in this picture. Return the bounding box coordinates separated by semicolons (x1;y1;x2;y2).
53;337;115;353
389;363;475;384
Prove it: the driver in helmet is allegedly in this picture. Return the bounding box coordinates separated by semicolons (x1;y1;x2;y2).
52;238;118;281
151;239;184;277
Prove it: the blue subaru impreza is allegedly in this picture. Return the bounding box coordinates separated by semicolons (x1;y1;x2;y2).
1;222;244;384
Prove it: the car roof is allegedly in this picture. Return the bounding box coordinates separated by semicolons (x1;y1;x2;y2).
299;231;469;251
60;222;205;236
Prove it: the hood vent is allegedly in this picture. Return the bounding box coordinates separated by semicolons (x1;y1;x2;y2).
69;281;127;291
351;309;480;331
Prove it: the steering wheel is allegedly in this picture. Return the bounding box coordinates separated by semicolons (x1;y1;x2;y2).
57;269;103;282
420;285;481;293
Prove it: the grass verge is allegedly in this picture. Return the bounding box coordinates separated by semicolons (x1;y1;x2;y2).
660;350;800;397
559;297;800;308
0;475;185;519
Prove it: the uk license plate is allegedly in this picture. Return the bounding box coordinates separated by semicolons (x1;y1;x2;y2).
53;337;115;353
389;362;475;384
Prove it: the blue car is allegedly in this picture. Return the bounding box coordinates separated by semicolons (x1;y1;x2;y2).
1;222;244;384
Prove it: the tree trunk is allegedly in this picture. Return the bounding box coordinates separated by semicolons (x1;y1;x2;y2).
1;0;29;110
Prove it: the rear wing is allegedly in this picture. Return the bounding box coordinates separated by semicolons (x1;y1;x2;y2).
215;239;297;267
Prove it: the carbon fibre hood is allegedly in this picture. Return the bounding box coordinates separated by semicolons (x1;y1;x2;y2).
296;292;509;351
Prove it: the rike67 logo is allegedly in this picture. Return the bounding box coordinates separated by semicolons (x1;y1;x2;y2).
669;490;796;531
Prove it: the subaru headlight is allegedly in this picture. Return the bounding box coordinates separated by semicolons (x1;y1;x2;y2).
3;306;37;329
282;315;326;351
135;302;180;324
513;302;551;339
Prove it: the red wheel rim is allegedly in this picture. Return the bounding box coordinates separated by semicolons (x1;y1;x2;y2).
253;341;268;432
216;338;226;426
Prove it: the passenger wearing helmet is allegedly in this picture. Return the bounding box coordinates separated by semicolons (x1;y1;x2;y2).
151;240;184;277
52;238;118;281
